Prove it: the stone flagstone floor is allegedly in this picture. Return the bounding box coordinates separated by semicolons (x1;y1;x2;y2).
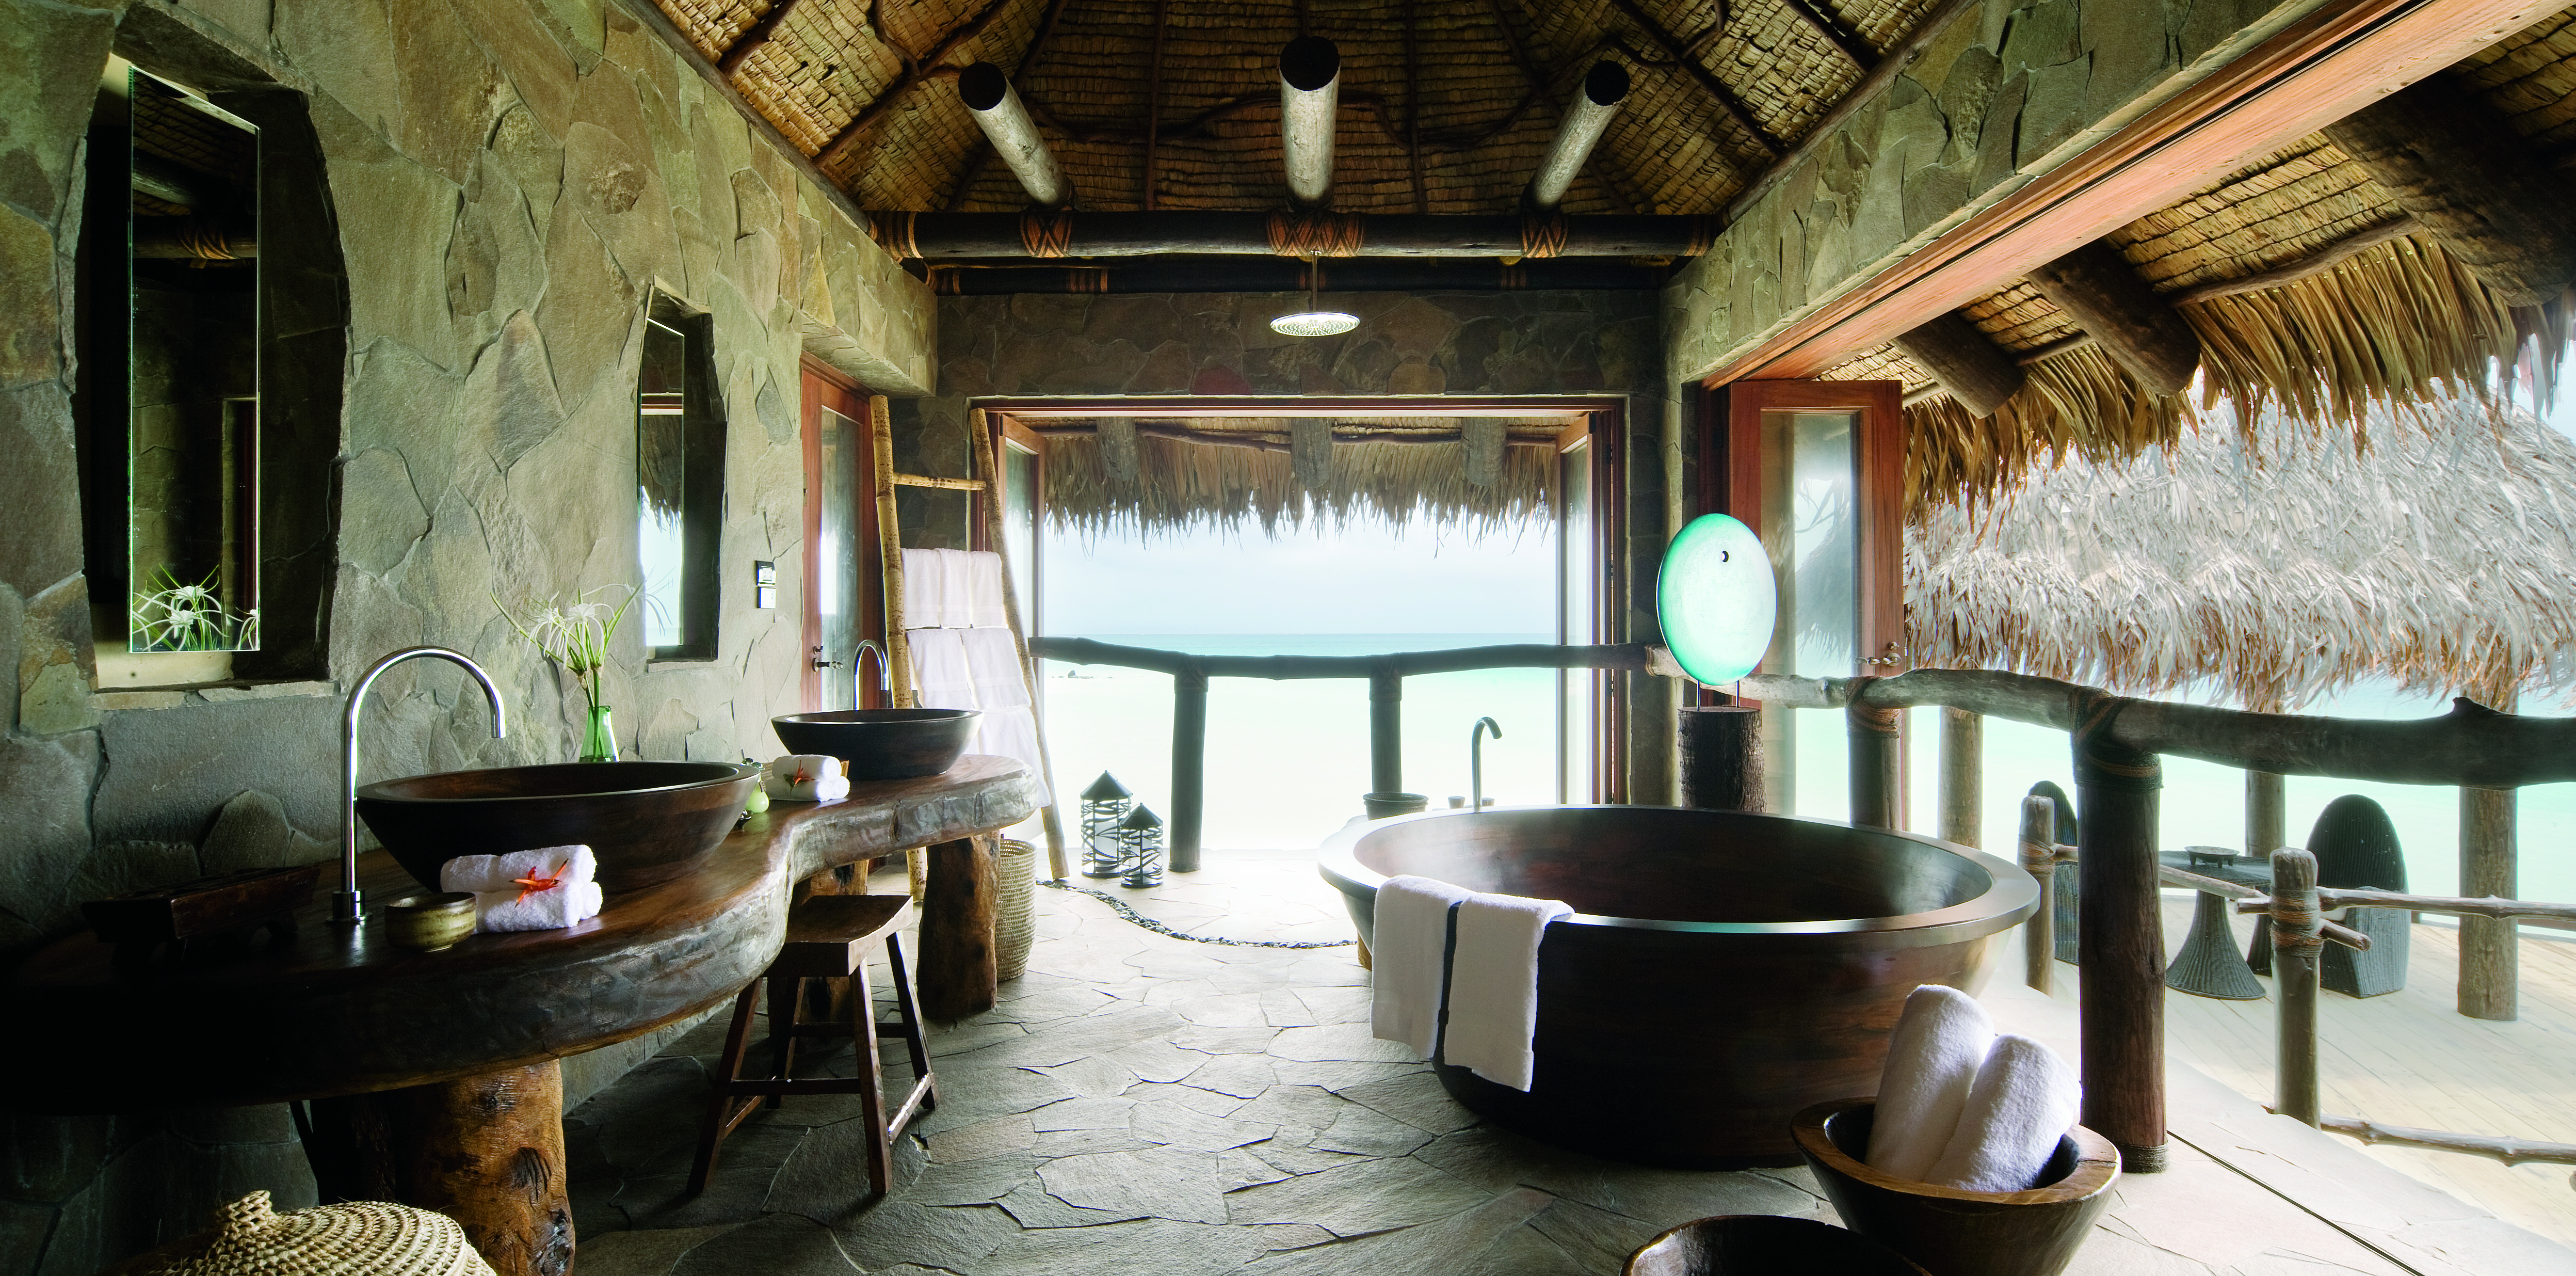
562;850;2443;1275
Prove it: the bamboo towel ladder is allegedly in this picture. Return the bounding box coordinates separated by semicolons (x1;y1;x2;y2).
866;397;1069;880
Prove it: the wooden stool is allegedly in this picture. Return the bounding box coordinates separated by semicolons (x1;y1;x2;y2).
686;894;936;1197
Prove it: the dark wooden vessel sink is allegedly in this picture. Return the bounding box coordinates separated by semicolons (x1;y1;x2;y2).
772;709;979;779
355;760;760;894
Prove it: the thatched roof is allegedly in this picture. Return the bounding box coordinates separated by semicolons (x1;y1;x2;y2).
1038;416;1565;535
653;0;1928;215
1908;397;2576;710
1833;13;2576;508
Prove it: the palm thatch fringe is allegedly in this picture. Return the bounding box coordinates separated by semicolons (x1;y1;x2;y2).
1909;396;2576;711
1042;433;1555;536
1903;344;2190;514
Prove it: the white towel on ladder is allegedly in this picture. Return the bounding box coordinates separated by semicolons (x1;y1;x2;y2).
964;551;1010;629
899;548;947;629
972;704;1051;805
960;628;1029;708
907;628;976;710
1370;875;1473;1059
1442;892;1572;1091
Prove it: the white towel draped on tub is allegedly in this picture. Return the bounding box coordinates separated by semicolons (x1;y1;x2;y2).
1866;984;1998;1182
1442;892;1573;1092
1370;875;1473;1058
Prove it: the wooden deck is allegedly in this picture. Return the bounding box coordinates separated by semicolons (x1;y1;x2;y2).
2039;899;2576;1247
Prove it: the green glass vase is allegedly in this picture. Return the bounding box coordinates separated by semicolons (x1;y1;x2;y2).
578;702;618;763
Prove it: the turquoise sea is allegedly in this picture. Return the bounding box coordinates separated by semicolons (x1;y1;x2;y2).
1036;633;2576;914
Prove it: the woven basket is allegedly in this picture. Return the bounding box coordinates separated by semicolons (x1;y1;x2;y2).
993;839;1038;982
125;1190;496;1276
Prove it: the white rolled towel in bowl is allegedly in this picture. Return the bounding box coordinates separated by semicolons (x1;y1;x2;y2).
475;879;606;933
1924;1033;2083;1193
440;845;597;894
1865;983;1996;1182
766;754;850;802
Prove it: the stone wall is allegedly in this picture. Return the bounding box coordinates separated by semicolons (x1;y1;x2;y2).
0;0;933;1269
922;290;1679;805
1662;0;2311;383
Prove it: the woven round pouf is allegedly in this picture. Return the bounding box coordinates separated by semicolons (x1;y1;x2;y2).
138;1190;495;1276
993;838;1038;981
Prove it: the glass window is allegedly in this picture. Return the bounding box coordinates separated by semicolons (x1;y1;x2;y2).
1759;408;1860;817
636;300;725;660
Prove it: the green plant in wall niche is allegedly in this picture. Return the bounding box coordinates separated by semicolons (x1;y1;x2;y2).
132;567;259;651
495;584;638;762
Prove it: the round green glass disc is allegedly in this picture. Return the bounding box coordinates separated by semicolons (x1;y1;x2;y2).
1657;514;1776;684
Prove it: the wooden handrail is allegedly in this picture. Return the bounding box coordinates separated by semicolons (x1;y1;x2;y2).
2314;1114;2576;1168
2232;888;2576;925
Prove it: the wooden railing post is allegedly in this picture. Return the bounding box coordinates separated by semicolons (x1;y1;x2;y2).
2075;699;2167;1171
2020;794;2057;995
1169;663;1208;872
1847;681;1901;830
2460;784;2518;1020
2271;847;2324;1126
1941;708;1983;846
1369;663;1403;795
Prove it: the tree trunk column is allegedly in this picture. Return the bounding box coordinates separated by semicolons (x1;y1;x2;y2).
305;1063;574;1276
1169;663;1208;872
1847;682;1901;830
2460;785;2518;1020
919;836;999;1020
1369;665;1403;795
1941;707;1983;847
2074;701;2167;1172
1678;705;1764;811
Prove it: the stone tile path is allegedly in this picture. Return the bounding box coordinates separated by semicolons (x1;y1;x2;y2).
564;851;2437;1275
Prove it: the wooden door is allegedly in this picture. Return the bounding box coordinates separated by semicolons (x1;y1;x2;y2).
1709;379;1905;817
801;359;883;712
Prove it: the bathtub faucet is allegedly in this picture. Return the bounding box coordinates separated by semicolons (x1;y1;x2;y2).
1470;716;1503;812
851;637;892;708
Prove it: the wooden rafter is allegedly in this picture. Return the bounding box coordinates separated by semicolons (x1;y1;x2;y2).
1779;0;1876;71
1489;0;1651;212
1144;0;1168;210
817;0;1019;170
1724;0;1976;218
716;0;806;75
1601;0;1782;158
1404;0;1427;213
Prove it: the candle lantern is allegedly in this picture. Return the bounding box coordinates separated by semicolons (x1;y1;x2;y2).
1118;804;1166;889
1080;772;1135;878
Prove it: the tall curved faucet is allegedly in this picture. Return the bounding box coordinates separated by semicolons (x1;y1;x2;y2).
336;647;508;924
851;637;892;708
1470;716;1503;813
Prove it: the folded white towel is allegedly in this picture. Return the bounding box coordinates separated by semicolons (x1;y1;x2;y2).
475;879;605;932
1370;875;1474;1058
765;754;849;802
1443;891;1572;1091
972;704;1050;804
938;549;975;628
963;551;1010;629
908;628;977;710
960;627;1029;709
439;846;597;894
899;548;949;629
1866;984;1997;1182
1924;1034;2083;1192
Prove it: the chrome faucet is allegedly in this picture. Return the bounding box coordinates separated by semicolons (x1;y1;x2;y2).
336;647;508;924
1470;716;1502;813
851;637;892;708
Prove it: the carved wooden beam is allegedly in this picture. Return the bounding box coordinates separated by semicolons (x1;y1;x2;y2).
868;210;1719;258
2024;239;2201;395
2323;73;2576;306
925;254;1673;293
1892;311;2025;417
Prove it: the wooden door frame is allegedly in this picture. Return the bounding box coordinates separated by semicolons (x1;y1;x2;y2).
800;355;883;712
1712;379;1905;679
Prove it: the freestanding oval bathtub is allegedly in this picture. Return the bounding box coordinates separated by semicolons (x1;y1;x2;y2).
1318;805;2038;1168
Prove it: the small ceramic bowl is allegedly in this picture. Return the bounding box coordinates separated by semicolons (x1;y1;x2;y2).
381;892;477;951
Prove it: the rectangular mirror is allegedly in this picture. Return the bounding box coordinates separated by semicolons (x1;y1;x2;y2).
124;68;261;652
637;298;723;660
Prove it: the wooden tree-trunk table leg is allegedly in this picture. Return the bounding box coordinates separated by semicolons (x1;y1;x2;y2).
918;836;998;1020
306;1062;573;1276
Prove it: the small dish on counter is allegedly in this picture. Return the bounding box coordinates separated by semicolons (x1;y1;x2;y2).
381;893;477;951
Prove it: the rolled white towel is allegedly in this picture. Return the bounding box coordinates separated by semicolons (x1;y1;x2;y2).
1866;984;1996;1182
1442;891;1572;1092
1924;1034;2083;1192
1370;875;1474;1058
475;880;605;933
765;754;848;802
439;846;597;894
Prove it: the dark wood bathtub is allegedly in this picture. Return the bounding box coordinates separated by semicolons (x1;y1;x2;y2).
1317;805;2039;1167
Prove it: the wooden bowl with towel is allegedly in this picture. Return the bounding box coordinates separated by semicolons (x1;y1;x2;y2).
1792;1098;2119;1276
1625;1215;1928;1274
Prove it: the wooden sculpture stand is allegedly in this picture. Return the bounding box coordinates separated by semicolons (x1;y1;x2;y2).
4;757;1040;1276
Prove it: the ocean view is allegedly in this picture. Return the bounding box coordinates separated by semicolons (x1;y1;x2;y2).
1037;633;2576;914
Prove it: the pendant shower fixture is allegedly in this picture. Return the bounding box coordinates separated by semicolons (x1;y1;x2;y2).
1270;257;1357;337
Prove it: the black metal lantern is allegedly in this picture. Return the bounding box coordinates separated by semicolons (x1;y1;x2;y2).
1118;804;1165;888
1080;772;1135;879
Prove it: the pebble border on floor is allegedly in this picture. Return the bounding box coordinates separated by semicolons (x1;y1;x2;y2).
1038;878;1358;948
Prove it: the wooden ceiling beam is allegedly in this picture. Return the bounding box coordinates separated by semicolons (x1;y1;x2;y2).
1892;312;2025;417
2024;240;2201;395
946;0;1075;209
716;0;807;75
1600;0;1781;159
817;0;1018;170
1724;0;1976;219
1778;0;1876;72
2323;73;2576;306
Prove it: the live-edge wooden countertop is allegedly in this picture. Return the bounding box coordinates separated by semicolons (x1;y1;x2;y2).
3;755;1039;1113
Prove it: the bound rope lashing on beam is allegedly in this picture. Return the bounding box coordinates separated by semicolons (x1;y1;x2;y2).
2071;692;2161;792
868;211;922;261
1519;214;1570;261
1020;210;1076;259
1266;211;1366;258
